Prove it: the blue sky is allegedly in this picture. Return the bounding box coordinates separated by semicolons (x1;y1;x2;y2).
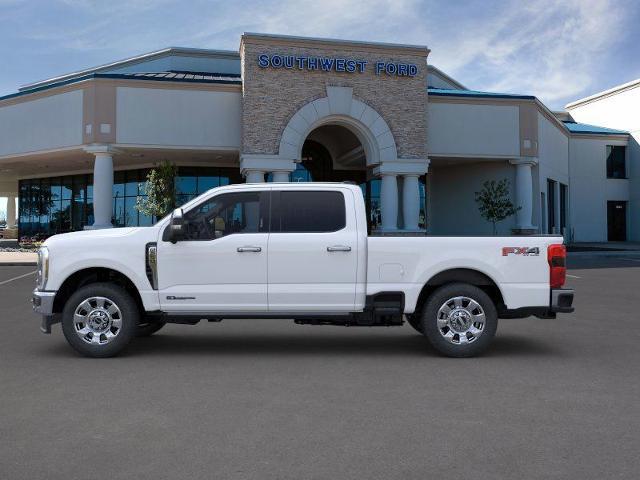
1;0;639;217
1;0;639;108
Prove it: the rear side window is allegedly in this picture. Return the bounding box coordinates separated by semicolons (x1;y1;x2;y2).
276;191;346;233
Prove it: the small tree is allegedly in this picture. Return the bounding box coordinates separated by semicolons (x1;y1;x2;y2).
474;179;520;235
136;161;178;219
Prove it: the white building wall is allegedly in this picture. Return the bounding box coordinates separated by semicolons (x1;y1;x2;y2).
116;87;242;148
568;137;629;242
567;85;640;241
427;102;520;157
537;112;570;235
429;161;516;235
0;90;83;156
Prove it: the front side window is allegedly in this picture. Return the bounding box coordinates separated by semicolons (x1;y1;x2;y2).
606;145;626;179
182;191;267;241
275;191;346;233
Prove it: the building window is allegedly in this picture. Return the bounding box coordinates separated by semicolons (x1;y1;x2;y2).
547;179;556;234
606;145;626;179
18;166;241;241
559;183;568;232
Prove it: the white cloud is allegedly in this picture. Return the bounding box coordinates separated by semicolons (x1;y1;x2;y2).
3;0;636;108
426;0;631;107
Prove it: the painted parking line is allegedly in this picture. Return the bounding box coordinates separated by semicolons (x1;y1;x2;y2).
0;271;36;286
566;274;581;279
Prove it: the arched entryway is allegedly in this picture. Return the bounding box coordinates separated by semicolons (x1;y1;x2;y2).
241;86;429;232
286;124;426;232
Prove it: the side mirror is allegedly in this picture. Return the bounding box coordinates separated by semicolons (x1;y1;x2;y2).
168;208;185;244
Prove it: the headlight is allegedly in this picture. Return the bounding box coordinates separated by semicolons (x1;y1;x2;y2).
36;247;49;290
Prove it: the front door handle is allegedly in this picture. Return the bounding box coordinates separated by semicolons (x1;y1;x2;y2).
327;245;352;252
237;246;262;253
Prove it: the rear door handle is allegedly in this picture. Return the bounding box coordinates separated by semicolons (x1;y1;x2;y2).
327;245;352;252
237;246;262;253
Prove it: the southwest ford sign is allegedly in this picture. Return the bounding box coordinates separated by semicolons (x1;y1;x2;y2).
257;54;418;77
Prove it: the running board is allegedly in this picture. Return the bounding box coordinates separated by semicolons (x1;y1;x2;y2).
149;292;406;327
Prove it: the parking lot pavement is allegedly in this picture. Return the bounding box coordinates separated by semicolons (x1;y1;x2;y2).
1;258;639;480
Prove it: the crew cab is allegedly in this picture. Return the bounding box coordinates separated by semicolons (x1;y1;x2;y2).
32;183;574;358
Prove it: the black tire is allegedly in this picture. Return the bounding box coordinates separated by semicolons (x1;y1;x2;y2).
421;283;498;358
136;320;166;337
406;314;424;334
61;282;139;358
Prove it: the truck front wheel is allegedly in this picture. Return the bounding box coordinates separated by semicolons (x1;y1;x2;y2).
421;283;498;357
61;283;139;358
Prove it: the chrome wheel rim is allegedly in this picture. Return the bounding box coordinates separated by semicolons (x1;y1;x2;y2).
437;296;485;345
73;297;122;345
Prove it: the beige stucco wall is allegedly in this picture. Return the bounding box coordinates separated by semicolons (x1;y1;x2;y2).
0;90;83;157
240;36;428;160
427;101;520;157
428;161;517;235
116;86;242;148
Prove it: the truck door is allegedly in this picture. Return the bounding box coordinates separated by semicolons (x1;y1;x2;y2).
267;188;358;312
156;190;270;312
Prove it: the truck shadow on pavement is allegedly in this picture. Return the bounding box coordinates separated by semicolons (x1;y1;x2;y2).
45;331;559;358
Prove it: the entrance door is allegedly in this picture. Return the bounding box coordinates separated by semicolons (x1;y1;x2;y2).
157;190;270;312
607;201;627;241
267;188;359;312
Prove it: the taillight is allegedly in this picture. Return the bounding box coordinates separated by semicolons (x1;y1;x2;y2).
548;244;566;289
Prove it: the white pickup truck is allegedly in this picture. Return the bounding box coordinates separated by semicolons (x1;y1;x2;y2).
32;183;574;358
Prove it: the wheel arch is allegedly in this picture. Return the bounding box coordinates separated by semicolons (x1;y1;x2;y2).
52;267;144;314
414;268;505;315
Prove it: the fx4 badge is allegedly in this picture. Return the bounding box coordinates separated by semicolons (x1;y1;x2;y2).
166;296;196;300
502;247;540;256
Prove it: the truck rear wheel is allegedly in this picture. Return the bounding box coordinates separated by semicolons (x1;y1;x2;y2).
61;283;139;358
421;283;498;357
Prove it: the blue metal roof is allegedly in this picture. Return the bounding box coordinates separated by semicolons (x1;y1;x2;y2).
428;87;535;100
562;121;628;135
0;71;242;102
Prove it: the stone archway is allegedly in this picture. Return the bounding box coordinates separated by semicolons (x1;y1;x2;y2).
278;86;398;166
240;85;429;232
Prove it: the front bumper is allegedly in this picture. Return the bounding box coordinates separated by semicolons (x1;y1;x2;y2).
32;289;59;333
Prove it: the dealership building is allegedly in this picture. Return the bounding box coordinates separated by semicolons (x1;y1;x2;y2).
0;33;637;241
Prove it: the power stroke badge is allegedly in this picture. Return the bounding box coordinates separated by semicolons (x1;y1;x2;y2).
502;247;540;256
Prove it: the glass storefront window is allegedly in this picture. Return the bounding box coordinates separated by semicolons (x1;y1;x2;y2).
175;175;197;196
197;176;218;193
18;166;241;241
16;165;420;240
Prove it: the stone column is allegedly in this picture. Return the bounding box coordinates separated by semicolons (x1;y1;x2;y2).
271;171;290;182
240;154;295;185
374;159;429;233
6;195;16;229
510;158;538;234
402;175;421;231
244;170;265;183
85;145;117;229
380;173;399;231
